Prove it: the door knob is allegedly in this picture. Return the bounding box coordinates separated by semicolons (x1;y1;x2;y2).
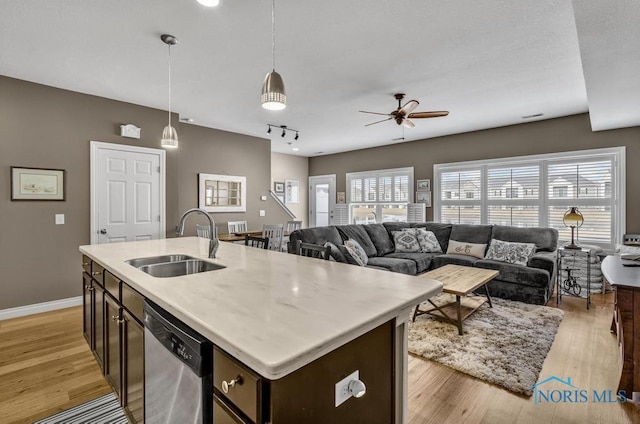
99;229;107;234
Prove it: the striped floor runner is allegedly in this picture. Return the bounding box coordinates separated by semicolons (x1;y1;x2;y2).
34;393;127;424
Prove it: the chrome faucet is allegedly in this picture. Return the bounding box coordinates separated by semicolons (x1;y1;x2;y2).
176;208;219;258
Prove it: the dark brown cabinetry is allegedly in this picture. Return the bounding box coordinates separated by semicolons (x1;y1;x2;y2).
612;284;640;398
82;258;144;424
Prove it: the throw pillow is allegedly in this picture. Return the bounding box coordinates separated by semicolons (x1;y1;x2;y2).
392;230;421;253
337;245;360;265
485;239;536;266
324;241;346;262
414;228;442;253
446;240;487;259
343;239;368;266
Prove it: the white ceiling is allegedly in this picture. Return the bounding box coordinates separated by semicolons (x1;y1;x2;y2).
1;1;637;157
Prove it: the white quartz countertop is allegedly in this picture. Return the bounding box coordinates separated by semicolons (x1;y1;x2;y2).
80;237;442;379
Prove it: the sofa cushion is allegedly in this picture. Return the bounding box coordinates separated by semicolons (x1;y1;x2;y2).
431;254;480;268
343;239;368;266
412;222;453;252
474;259;550;288
485;239;536;266
450;224;493;245
446;240;487;259
288;226;343;253
364;224;395;256
414;228;442;253
324;241;347;263
383;222;412;235
337;225;378;257
384;252;435;273
366;257;417;275
392;230;421;253
491;225;558;252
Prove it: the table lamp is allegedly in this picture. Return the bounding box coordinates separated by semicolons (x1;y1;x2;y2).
563;207;584;249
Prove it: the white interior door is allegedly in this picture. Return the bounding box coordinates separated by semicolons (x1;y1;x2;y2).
309;175;336;227
91;141;166;244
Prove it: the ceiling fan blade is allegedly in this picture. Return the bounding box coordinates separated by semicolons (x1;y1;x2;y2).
359;110;392;116
403;119;415;128
401;100;419;114
365;117;393;127
408;111;449;119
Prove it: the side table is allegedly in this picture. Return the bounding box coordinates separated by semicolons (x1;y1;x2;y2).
556;246;592;309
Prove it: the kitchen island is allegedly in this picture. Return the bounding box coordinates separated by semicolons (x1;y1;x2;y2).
80;237;442;423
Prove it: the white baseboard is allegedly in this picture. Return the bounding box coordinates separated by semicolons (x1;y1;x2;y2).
0;296;83;321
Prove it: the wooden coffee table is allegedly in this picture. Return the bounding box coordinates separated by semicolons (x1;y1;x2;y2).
413;264;499;335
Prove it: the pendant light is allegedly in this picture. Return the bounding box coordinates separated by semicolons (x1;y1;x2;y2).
161;34;179;148
261;0;286;110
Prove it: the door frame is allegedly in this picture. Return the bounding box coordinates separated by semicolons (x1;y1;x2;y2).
308;174;336;227
90;141;166;244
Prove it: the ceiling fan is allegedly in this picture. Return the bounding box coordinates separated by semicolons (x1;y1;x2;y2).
359;93;449;128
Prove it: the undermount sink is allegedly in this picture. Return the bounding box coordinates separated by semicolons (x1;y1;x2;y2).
125;254;196;268
126;254;225;277
136;259;226;278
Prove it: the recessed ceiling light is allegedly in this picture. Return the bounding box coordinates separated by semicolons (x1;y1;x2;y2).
180;118;194;123
522;113;544;119
292;147;300;151
197;0;220;7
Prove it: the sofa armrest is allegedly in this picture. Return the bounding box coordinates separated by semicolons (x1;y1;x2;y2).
527;251;557;283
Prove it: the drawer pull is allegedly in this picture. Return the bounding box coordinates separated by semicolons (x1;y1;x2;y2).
92;271;102;276
82;262;90;266
221;376;243;394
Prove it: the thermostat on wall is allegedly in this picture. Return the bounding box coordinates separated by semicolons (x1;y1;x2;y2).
120;124;141;139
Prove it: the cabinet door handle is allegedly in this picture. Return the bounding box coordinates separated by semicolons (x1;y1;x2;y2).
82;262;90;266
92;271;102;276
221;376;243;394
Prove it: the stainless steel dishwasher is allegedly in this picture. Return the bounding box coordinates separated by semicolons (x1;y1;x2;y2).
144;300;213;423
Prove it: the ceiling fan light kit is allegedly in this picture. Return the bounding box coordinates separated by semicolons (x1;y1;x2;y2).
160;34;179;149
360;93;449;128
261;0;286;110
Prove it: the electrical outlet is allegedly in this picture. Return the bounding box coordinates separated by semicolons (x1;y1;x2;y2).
335;370;359;407
55;214;65;225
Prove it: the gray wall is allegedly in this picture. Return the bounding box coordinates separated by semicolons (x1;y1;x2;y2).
0;76;288;310
309;113;640;232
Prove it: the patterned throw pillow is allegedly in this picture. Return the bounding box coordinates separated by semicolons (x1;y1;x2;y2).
392;230;421;253
324;241;346;262
343;239;368;266
414;228;442;253
446;240;487;259
485;239;536;266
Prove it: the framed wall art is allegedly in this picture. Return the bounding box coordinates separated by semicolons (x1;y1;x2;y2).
416;179;431;191
198;173;247;212
11;167;65;201
285;179;299;204
274;181;285;193
416;190;432;207
337;191;346;204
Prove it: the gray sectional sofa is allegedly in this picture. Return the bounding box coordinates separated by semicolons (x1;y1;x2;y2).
288;222;558;305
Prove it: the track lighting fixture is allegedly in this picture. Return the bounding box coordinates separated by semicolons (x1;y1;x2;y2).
266;124;300;141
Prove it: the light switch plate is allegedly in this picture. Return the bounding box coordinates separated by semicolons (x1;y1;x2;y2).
260;195;267;201
259;210;266;217
335;370;359;407
55;214;65;225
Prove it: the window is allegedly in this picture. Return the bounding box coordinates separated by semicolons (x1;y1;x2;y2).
347;167;414;224
434;148;625;247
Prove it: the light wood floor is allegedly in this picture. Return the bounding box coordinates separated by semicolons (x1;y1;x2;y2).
0;295;639;423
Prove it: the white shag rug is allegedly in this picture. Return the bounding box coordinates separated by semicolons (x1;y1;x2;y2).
408;294;564;396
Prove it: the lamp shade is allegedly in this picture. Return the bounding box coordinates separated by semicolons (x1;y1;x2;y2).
562;207;584;227
261;70;286;110
161;125;179;148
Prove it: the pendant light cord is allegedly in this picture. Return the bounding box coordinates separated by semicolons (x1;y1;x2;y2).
271;0;276;71
167;43;172;127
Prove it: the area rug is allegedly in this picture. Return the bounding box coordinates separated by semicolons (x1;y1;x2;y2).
408;294;564;396
33;392;127;424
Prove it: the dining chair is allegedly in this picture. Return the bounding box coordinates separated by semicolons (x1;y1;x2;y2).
282;220;303;251
262;224;284;251
296;240;331;260
227;220;248;234
245;234;269;249
195;224;217;238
